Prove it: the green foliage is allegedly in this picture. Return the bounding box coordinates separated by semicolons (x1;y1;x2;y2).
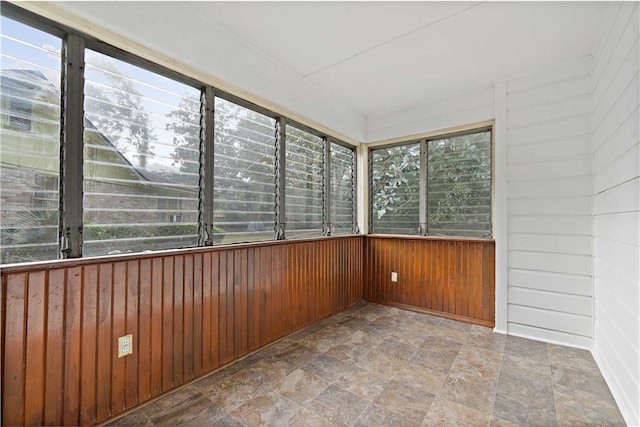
427;132;491;236
84;223;203;240
165;96;201;174
370;144;420;234
371;131;491;237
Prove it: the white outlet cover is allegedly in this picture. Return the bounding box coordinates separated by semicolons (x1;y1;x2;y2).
118;334;133;358
391;272;398;282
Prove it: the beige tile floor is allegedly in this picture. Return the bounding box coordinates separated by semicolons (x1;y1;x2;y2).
107;302;626;426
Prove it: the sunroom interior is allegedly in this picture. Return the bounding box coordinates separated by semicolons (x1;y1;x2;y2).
0;1;638;426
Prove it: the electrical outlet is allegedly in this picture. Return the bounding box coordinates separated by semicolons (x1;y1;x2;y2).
391;272;398;282
118;334;133;358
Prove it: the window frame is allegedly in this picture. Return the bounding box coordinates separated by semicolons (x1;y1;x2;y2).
328;138;358;235
0;3;358;265
368;125;493;239
284;124;326;239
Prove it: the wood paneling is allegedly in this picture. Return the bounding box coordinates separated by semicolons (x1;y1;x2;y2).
1;234;495;425
364;235;495;327
1;236;363;426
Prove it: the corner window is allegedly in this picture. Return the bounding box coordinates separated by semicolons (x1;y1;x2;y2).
369;128;492;239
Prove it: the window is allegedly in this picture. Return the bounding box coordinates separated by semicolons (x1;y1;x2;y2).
285;126;324;238
7;97;33;131
369;128;492;239
213;97;276;244
370;143;421;234
0;5;357;264
428;130;492;238
83;50;200;256
0;16;61;264
330;142;356;235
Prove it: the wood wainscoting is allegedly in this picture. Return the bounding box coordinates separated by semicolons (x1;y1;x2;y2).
364;235;495;327
1;236;363;426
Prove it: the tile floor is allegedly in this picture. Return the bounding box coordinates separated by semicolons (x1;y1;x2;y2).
107;302;626;426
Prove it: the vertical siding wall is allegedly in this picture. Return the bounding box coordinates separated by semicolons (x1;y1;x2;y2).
364;236;496;327
505;59;594;347
591;3;640;425
1;236;363;426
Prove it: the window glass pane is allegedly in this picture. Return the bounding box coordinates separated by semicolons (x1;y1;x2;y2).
1;17;61;264
214;97;276;244
330;143;355;235
84;50;200;256
427;130;492;238
285;126;323;239
370;144;420;234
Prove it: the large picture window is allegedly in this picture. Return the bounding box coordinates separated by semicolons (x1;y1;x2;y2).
370;128;492;238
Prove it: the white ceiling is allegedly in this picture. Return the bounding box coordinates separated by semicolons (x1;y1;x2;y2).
50;1;609;141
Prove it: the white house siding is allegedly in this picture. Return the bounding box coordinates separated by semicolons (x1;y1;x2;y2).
505;58;594;348
591;3;640;425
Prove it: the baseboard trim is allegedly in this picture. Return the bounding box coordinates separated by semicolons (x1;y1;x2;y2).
365;299;495;328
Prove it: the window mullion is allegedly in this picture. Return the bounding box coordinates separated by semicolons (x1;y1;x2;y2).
367;149;374;234
351;147;359;234
274;117;286;240
200;86;215;245
323;137;331;236
60;33;85;258
419;139;428;236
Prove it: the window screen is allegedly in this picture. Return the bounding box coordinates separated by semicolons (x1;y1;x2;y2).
213;97;276;244
427;131;492;238
330;143;355;235
285;126;324;239
370;143;420;234
83;50;200;256
0;16;61;263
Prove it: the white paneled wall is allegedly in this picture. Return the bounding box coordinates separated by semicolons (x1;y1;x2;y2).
591;3;640;425
505;58;594;348
362;58;596;347
364;86;494;142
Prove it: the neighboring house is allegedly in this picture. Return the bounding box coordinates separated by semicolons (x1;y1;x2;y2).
0;69;197;263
